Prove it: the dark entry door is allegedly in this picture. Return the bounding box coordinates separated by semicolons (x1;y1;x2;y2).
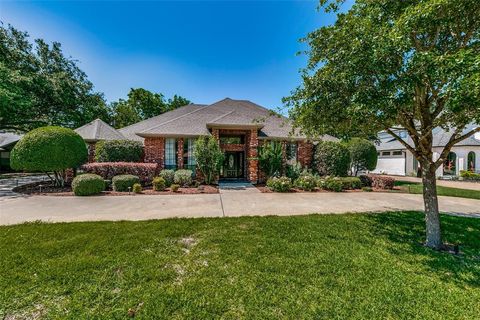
222;152;244;179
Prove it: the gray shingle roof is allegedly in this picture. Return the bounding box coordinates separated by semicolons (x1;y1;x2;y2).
133;98;336;141
0;132;22;149
75;119;125;142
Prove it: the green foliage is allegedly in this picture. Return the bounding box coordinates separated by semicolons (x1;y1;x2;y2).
258;141;283;178
10;126;87;186
286;162;303;181
72;174;105;196
132;183;142;194
94;140;143;162
362;186;373;192
152;177;166;191
313;141;350;176
266;176;292;192
112;174;140;192
159;169;175;187
346;138;378;175
193;136;224;185
170;184;180;192
460;170;480;181
323;177;344;192
294;171;317;191
0;24;110;132
338;177;362;190
174;169;193;186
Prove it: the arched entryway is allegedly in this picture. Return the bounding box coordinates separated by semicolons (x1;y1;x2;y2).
443;152;457;176
467;151;476;172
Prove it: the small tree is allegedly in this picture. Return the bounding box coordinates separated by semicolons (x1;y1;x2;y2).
313;141;350;176
10;126;87;186
193;136;224;185
258;141;283;178
347;138;378;176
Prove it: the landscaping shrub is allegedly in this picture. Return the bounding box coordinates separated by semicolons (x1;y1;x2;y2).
193;136;224;184
323;177;344;192
152;177;166;191
95;140;143;162
286;162;303;181
313;141;351;176
346;138;378;175
174;169;193;186
362;186;373;192
294;172;317;191
371;175;395;190
10;126;87;186
82;162;158;185
159;169;175;187
112;174;140;192
359;174;373;187
338;177;362;190
266;176;292;192
71;174;105;196
132;183;142;194
171;184;180;192
460;170;480;181
259;141;283;178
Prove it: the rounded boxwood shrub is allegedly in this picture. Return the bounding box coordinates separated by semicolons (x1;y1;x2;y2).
171;184;180;192
174;169;193;186
323;177;344;192
313;141;351;176
159;169;175;187
152;177;166;191
72;174;105;196
112;174;140;192
266;176;292;192
95;140;143;162
10;126;87;186
294;172;317;191
132;183;142;194
347;138;378;175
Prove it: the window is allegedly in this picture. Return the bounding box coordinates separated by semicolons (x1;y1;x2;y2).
286;142;297;163
220;136;244;144
381;151;391;156
392;151;403;156
468;151;476;171
183;138;196;171
165;138;177;169
443;152;457;176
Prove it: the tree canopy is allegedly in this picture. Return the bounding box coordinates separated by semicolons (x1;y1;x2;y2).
285;0;480;249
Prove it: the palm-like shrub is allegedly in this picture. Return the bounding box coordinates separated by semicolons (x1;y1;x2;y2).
10;126;87;186
95;140;143;162
259;141;283;178
72;174;105;196
313;141;351;176
193;136;224;185
346;138;378;175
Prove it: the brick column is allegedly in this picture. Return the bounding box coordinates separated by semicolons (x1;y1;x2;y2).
87;142;96;163
177;138;184;169
144;137;165;169
247;129;259;183
298;141;313;168
211;128;219;141
281;140;287;175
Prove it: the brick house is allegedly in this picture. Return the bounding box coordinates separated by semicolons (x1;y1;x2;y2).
80;98;336;183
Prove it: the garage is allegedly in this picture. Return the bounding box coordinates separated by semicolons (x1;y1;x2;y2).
371;150;406;176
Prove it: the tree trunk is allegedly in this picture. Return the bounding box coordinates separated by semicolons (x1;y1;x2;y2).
422;164;442;249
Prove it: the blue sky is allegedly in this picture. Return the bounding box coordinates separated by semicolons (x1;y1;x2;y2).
0;1;349;109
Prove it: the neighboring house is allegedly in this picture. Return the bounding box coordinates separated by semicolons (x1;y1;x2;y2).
74;118;126;162
117;98;336;182
373;124;480;177
0;132;23;172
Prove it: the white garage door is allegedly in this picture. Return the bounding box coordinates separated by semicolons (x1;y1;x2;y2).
372;158;406;176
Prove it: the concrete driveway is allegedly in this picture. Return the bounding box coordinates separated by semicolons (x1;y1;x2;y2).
1;191;479;225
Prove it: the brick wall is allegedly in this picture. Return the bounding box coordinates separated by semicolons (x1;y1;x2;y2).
144;137;165;169
298;141;314;168
247;129;259;183
177;138;184;169
87;142;96;163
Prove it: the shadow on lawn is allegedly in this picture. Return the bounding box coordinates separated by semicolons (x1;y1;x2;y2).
365;211;480;288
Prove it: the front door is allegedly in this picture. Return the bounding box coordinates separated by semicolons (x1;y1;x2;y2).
222;152;244;179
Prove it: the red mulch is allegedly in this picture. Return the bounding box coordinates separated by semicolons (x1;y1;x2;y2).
255;184;385;193
13;181;219;196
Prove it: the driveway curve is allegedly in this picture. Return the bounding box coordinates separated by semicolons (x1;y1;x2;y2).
1;191;479;225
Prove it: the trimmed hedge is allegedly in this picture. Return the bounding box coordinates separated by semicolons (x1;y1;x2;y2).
112;175;140;192
371;175;395;190
339;177;362;190
460;170;480;181
81;162;158;184
313;141;351;176
174;169;193;186
72;174;105;196
267;176;292;192
323;177;344;192
95;140;143;162
159;169;175;187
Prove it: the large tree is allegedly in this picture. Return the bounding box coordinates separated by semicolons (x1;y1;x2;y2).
0;23;110;132
286;0;480;249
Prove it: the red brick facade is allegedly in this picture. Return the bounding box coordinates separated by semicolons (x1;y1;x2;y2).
298;141;314;168
87;142;96;163
144;137;165;168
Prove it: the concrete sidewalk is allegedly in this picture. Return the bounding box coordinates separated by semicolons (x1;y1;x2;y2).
1;191;479;225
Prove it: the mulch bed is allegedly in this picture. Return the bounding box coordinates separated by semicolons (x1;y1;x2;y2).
255;184;393;193
13;181;219;196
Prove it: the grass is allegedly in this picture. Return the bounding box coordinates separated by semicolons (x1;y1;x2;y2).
1;212;480;319
394;181;480;200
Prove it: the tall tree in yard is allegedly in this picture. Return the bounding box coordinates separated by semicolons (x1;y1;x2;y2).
285;0;480;249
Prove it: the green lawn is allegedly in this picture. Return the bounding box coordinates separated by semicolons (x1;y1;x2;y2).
1;213;480;319
395;180;480;200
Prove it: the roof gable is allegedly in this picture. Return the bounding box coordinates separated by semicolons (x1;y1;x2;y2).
75;119;125;142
